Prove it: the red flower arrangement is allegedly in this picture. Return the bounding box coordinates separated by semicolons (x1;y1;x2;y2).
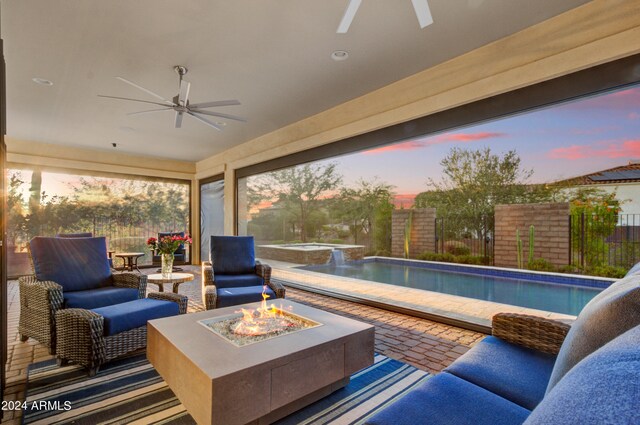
147;234;192;254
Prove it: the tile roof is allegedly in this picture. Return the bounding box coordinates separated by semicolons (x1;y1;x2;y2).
557;162;640;185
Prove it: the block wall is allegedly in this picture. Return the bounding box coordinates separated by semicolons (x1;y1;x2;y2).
494;202;570;268
391;209;436;258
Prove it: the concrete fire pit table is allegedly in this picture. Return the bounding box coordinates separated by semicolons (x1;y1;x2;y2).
147;300;374;425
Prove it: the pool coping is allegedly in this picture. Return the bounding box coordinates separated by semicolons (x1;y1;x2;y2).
269;258;582;333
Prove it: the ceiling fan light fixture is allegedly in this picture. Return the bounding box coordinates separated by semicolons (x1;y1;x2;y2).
331;50;349;61
32;77;53;86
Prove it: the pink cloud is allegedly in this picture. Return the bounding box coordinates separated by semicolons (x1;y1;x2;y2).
548;140;640;160
363;132;507;155
629;112;640;120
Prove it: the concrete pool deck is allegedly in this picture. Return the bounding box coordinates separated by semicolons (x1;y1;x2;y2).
265;258;578;333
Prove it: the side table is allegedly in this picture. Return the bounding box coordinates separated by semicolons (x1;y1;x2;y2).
114;252;145;273
147;273;194;294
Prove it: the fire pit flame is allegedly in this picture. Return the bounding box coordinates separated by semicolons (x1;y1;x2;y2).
231;286;295;336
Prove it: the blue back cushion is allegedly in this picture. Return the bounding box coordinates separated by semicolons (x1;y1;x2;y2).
30;236;112;292
210;236;256;275
56;232;93;238
525;325;640;425
546;273;640;392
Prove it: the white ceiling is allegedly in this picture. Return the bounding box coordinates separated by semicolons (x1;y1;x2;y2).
1;0;591;162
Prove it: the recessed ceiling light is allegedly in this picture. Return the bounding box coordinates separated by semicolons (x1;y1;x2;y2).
331;50;349;61
216;122;227;127
32;77;53;86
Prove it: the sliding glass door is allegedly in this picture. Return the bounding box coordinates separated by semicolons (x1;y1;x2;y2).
200;175;224;262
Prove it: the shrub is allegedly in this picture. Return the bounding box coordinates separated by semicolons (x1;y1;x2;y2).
527;258;556;272
557;264;583;274
417;252;454;262
444;241;471;256
586;265;627;279
417;252;490;265
372;249;391;257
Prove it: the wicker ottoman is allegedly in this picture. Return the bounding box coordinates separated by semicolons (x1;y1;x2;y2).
55;292;188;376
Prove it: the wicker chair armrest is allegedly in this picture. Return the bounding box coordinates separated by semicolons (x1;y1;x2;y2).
492;313;571;355
113;273;148;299
256;261;272;283
18;275;64;312
267;279;286;300
148;292;188;314
202;261;214;286
202;284;217;310
55;308;105;368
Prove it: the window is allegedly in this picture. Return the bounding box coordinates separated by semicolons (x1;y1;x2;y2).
236;58;640;270
7;168;190;276
200;176;224;262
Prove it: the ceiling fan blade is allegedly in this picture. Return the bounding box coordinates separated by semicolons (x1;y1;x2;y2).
98;94;172;107
189;99;241;109
178;80;191;106
190;110;247;122
175;111;184;128
187;112;223;131
337;0;362;33
127;107;172;116
411;0;433;28
115;76;175;105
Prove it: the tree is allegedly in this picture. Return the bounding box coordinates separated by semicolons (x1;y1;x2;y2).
415;147;551;238
337;178;395;252
249;163;342;242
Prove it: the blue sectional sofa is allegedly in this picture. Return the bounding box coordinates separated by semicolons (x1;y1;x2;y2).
367;268;640;425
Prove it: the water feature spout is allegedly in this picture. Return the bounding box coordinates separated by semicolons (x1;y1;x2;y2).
329;249;346;265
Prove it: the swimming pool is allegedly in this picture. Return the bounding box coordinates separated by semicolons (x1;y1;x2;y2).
301;258;612;316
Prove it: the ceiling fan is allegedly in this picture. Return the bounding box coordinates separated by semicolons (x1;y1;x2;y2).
337;0;433;33
98;66;245;131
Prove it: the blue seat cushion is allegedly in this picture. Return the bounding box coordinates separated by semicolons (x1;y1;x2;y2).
92;298;180;336
546;273;640;392
365;372;530;425
525;325;640;425
214;274;264;289
210;236;256;275
64;287;139;309
217;286;277;308
444;336;556;410
30;236;112;292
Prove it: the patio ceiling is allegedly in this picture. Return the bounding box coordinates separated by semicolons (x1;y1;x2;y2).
1;0;590;162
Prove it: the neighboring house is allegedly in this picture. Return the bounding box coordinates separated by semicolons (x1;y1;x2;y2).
556;161;640;215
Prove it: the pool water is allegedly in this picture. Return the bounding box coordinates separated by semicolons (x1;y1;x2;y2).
302;261;604;316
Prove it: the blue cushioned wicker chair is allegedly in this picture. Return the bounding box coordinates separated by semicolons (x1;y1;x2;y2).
18;236;147;354
201;236;285;309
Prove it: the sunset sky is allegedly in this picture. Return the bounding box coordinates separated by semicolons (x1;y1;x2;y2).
327;84;640;203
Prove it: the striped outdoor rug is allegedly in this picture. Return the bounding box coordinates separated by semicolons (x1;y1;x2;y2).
23;353;430;425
